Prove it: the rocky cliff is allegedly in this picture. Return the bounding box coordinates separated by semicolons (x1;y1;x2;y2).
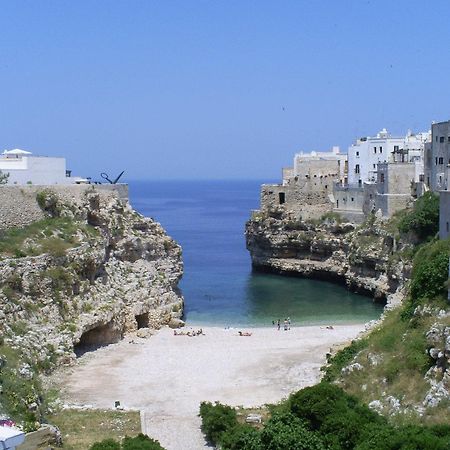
246;207;411;306
0;187;184;371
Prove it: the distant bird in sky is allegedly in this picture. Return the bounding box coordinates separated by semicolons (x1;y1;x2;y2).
282;106;285;111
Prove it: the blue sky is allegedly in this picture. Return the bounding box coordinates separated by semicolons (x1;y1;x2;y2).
1;1;449;180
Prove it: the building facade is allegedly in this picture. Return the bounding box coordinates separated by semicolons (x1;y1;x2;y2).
425;120;450;191
0;149;80;185
347;128;429;186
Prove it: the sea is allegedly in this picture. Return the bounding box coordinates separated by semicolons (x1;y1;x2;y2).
129;180;384;327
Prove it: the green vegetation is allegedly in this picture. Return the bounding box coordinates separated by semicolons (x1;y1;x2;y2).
409;238;450;304
322;338;368;382
200;384;450;449
0;217;98;259
0;344;46;431
89;434;165;450
398;191;439;241
325;235;450;424
321;211;342;224
36;189;61;216
0;170;9;184
48;409;142;450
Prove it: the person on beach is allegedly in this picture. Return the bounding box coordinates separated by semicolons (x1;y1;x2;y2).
238;331;252;336
284;319;288;331
287;317;291;330
277;319;280;331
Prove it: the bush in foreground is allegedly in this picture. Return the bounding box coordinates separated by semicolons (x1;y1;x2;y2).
199;383;450;449
89;434;165;450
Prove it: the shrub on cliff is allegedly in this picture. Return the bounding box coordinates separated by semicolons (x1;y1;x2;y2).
0;170;9;184
398;192;439;241
409;238;450;303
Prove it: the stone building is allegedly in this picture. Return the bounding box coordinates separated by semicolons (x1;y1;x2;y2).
259;147;346;220
439;190;450;240
425;120;450;191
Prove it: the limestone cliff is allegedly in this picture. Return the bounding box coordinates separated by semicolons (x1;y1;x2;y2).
246;207;411;306
0;187;184;371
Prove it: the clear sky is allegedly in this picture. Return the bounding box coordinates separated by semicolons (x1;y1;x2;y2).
1;1;449;181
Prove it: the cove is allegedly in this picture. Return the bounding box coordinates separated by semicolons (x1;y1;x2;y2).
129;180;384;327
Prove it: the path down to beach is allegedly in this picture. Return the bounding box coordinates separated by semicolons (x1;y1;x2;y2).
59;324;365;450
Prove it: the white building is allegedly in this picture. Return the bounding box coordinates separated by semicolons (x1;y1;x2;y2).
0;149;82;185
347;129;430;186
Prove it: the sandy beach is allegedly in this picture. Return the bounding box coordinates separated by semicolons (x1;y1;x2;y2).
57;324;365;450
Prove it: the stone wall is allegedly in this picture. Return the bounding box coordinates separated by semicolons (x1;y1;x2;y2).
260;181;333;221
0;184;128;231
332;183;365;223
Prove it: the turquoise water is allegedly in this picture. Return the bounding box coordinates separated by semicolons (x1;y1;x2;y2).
129;180;384;327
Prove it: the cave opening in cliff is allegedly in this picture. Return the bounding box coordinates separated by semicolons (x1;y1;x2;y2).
278;192;285;204
135;313;149;329
74;321;122;357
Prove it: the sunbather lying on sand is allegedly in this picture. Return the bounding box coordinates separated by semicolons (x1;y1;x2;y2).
238;331;252;336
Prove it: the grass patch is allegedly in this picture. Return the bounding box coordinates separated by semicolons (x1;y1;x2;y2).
321;338;369;382
338;308;438;412
47;409;141;450
0;217;99;259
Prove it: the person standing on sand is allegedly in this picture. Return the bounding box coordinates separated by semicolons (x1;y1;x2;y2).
284;319;288;331
287;317;291;330
277;319;280;331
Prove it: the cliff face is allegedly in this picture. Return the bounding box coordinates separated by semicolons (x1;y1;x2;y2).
0;188;183;370
245;207;411;305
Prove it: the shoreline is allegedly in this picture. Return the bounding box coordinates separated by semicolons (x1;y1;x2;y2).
55;323;366;450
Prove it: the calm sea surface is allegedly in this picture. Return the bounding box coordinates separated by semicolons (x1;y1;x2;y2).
129;180;383;327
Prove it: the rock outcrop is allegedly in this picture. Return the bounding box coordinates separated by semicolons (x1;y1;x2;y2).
0;187;184;370
246;207;411;305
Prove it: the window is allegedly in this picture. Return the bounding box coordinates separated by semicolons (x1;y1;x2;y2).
436;157;438;165
356;151;359;157
448;136;450;142
439;157;444;165
379;146;382;153
447;222;449;233
355;164;360;174
369;194;373;199
374;146;377;153
278;192;285;204
440;136;445;143
373;164;376;169
351;197;354;202
419;174;424;182
380;173;385;183
394;145;399;152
